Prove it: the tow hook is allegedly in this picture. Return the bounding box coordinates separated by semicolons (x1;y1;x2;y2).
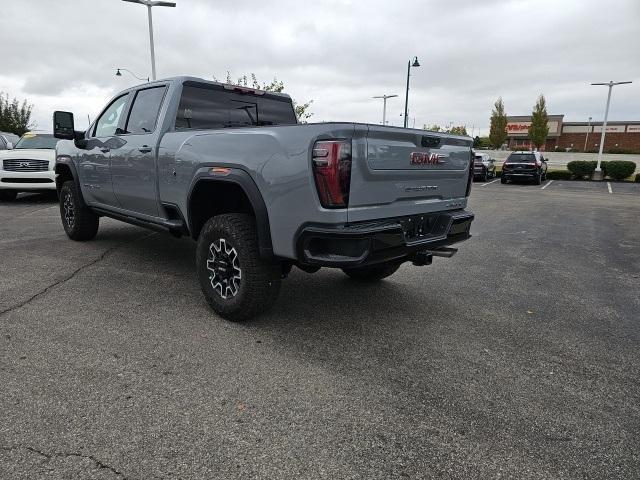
411;251;433;266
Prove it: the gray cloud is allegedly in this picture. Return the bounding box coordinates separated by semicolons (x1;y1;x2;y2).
1;0;638;133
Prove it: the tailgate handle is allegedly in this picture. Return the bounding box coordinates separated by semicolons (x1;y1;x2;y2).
421;136;441;148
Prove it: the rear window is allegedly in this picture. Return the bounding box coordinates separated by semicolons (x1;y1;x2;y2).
506;153;535;163
474;155;484;161
175;83;297;130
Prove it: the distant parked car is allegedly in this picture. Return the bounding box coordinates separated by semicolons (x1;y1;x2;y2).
0;131;58;201
0;131;20;150
501;151;547;185
473;152;496;181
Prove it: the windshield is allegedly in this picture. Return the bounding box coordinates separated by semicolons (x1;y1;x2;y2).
14;133;58;150
506;153;535;163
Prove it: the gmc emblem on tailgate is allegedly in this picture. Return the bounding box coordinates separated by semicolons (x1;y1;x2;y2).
410;152;445;165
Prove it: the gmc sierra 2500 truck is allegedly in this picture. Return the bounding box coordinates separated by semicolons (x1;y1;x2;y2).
53;76;474;321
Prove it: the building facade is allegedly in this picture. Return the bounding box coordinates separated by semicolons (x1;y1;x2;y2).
506;115;640;152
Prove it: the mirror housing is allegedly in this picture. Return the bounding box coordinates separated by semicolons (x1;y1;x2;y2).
53;111;87;148
53;111;76;140
6;142;13;150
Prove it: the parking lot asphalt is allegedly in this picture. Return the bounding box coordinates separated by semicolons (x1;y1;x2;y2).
1;183;638;479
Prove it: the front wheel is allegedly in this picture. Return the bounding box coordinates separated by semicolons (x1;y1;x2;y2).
59;181;99;241
0;190;18;201
500;176;507;184
342;261;401;282
196;214;281;321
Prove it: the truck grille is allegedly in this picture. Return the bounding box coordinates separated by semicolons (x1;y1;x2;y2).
3;159;49;172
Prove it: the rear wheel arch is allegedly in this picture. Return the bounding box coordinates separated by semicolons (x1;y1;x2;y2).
187;173;273;259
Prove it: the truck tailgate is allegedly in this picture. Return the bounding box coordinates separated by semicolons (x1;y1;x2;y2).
347;126;472;222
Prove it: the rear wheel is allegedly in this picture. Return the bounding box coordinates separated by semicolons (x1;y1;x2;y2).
500;176;507;184
196;214;281;321
482;171;488;181
0;190;18;201
342;261;401;282
534;173;542;185
59;181;99;241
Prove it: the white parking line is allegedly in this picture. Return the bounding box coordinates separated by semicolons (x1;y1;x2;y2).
607;182;613;194
480;179;500;187
541;180;553;190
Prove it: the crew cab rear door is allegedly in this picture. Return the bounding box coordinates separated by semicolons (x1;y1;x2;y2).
347;126;472;222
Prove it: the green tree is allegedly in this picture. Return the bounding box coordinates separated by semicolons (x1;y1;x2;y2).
489;97;508;149
528;94;549;149
0;92;34;135
473;136;481;148
423;124;442;132
218;72;313;122
449;125;467;136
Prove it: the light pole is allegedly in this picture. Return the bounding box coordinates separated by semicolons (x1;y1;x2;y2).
373;94;398;125
583;116;592;152
122;0;176;81
403;57;420;128
591;80;632;179
115;68;149;82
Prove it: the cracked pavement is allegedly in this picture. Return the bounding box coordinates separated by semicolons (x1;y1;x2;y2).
0;187;639;479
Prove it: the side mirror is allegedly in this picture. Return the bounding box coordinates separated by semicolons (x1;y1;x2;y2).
6;142;13;150
53;111;76;140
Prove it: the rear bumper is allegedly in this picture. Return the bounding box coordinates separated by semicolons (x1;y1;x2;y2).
502;169;537;178
0;170;56;190
296;209;474;268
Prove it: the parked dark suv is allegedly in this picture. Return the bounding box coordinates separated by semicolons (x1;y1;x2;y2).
501;151;547;185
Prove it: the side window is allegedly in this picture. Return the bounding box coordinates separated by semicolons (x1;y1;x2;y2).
94;95;129;137
125;86;167;134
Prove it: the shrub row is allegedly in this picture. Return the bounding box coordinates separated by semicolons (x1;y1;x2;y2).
565;160;636;180
635;173;640;183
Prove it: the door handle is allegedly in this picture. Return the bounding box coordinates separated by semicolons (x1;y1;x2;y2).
100;147;110;153
139;146;152;153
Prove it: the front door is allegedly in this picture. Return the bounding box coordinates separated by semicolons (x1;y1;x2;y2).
110;85;167;217
79;93;130;207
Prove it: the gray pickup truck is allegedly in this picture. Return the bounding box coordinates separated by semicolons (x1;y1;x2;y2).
53;76;474;321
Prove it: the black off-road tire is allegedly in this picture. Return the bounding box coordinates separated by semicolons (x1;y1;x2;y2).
196;214;281;322
59;181;99;241
0;190;18;201
342;261;401;282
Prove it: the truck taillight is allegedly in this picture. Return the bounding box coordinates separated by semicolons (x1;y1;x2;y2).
465;153;473;197
312;140;352;208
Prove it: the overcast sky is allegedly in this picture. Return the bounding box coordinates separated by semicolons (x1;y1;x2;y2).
1;0;638;134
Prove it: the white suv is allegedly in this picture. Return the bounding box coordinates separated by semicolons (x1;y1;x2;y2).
0;131;57;201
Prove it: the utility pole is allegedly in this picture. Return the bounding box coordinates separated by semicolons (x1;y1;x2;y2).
590;81;632;179
403;57;420;128
372;94;398;125
583;116;592;152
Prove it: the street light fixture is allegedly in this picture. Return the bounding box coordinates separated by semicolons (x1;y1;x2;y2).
115;68;149;82
372;94;398;125
590;80;632;179
403;56;420;128
122;0;177;81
